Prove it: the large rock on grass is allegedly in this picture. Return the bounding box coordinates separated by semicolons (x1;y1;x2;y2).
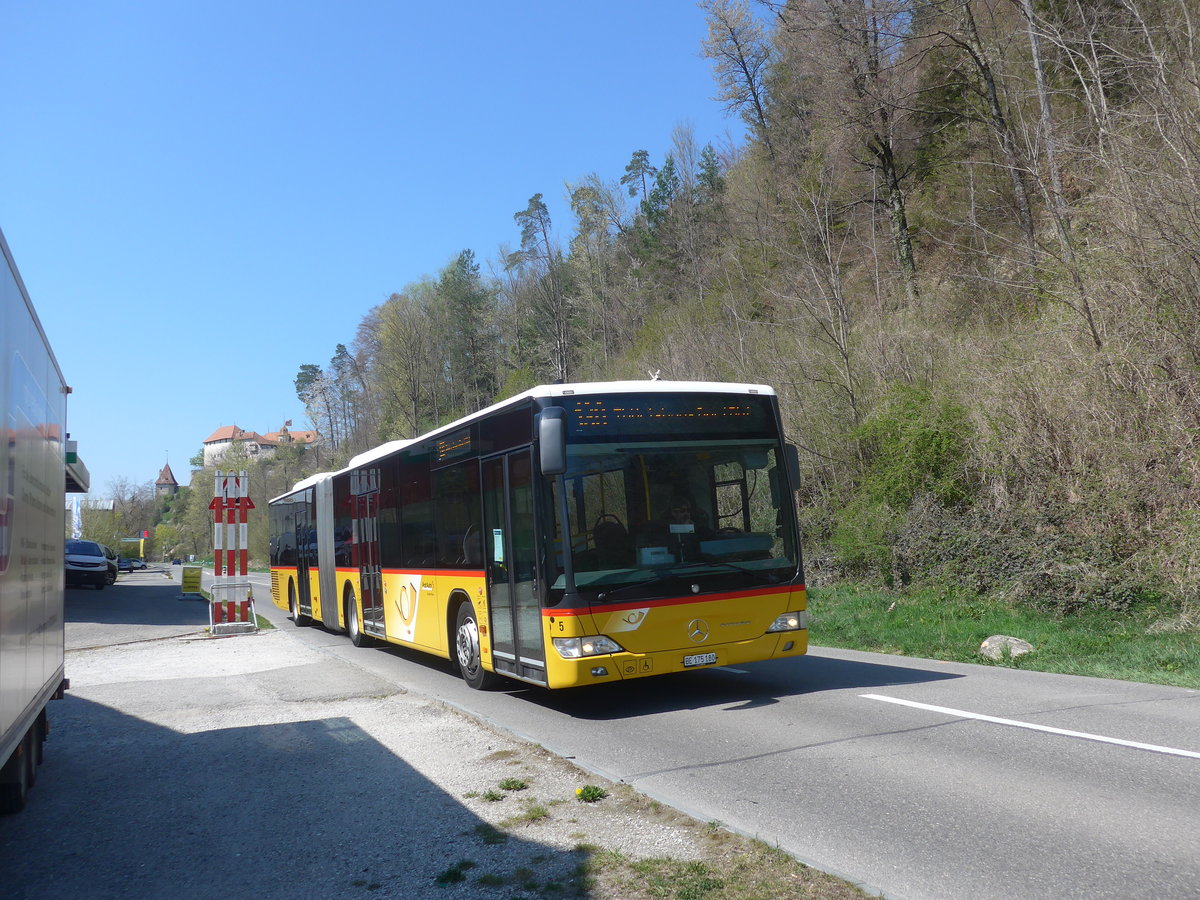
979;634;1034;661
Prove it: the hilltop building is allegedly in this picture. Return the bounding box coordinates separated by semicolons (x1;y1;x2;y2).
155;463;179;497
201;422;318;467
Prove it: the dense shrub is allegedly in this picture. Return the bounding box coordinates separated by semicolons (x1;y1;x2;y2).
893;496;1168;615
830;385;974;582
851;384;975;508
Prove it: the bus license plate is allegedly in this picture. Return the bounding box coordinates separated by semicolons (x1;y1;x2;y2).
683;652;717;667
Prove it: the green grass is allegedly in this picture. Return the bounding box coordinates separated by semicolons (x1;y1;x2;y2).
434;859;476;885
576;784;608;803
472;823;507;845
580;839;868;899
460;776;868;898
499;801;551;827
809;583;1200;688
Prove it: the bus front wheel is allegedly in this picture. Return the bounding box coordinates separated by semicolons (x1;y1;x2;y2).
455;602;499;691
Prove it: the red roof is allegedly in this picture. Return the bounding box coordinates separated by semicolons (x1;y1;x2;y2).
203;425;247;444
204;425;317;447
262;428;318;445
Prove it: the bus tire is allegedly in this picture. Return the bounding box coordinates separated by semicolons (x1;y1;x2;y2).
455;602;499;691
346;590;367;648
289;582;308;627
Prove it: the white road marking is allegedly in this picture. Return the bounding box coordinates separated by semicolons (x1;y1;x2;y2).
861;693;1200;759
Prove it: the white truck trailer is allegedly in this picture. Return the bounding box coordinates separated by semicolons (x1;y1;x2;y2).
0;226;89;812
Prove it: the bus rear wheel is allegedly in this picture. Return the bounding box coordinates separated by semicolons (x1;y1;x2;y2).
346;590;367;648
289;583;308;627
455;602;499;691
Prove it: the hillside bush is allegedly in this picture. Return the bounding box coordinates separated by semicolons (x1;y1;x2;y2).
830;385;974;582
893;496;1169;615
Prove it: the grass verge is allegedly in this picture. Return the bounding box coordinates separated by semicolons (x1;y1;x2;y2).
579;838;868;900
809;583;1200;688
455;775;871;899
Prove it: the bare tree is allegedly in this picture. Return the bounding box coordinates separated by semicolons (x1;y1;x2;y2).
507;194;574;382
702;0;777;160
778;0;921;304
370;285;440;437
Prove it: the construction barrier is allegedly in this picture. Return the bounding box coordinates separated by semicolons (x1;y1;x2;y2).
209;598;257;635
207;471;258;636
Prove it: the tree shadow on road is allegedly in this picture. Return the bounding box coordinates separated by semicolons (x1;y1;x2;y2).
511;652;962;721
65;577;209;632
0;696;593;899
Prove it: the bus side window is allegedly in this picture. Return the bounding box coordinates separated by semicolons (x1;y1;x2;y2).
462;525;483;565
433;461;481;568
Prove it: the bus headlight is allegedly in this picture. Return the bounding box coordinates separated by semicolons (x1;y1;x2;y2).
766;611;808;633
553;635;624;659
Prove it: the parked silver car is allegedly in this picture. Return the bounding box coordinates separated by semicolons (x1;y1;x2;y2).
65;539;108;589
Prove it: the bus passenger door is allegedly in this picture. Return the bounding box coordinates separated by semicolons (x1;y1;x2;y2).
353;469;385;637
294;489;315;618
482;451;546;684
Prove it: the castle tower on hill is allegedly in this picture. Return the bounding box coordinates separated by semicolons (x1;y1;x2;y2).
156;462;179;497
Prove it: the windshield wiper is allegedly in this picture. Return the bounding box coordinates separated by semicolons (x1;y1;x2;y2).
674;560;781;585
592;561;784;602
595;576;670;603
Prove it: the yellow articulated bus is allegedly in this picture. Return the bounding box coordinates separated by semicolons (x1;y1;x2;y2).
268;380;807;690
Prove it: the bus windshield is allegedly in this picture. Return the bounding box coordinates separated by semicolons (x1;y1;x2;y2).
545;437;800;603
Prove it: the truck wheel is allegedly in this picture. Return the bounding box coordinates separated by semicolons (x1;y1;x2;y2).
24;729;37;788
455;602;500;690
0;733;33;814
32;711;46;768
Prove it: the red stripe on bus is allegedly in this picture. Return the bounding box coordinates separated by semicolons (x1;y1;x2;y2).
379;567;486;577
270;565;801;614
324;566;487;578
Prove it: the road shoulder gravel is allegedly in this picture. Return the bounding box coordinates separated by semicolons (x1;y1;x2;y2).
1;601;868;899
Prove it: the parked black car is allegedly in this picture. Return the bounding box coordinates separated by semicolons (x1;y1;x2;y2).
100;544;119;584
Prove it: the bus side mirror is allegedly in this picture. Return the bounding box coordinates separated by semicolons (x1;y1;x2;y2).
785;443;801;492
537;408;567;476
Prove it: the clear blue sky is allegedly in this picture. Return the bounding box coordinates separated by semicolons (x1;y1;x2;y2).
2;0;745;500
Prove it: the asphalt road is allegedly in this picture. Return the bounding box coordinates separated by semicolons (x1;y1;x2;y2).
228;566;1200;900
11;568;696;900
64;563;210;649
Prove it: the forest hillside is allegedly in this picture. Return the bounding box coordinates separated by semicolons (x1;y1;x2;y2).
180;1;1200;629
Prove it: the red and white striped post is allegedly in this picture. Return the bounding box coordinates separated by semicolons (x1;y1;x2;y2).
208;470;257;634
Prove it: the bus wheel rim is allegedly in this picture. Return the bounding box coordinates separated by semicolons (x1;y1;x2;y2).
457;616;479;674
